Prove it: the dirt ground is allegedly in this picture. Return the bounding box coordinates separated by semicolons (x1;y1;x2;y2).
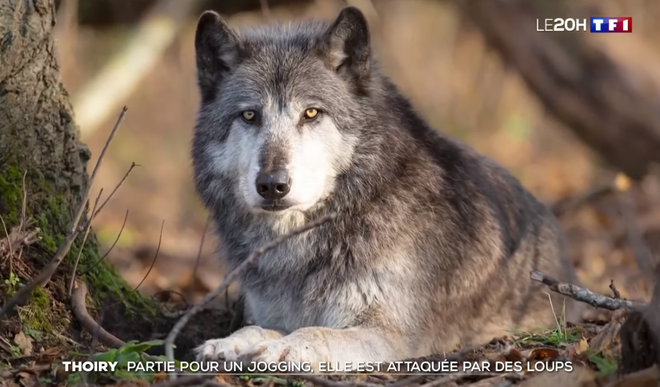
2;0;660;386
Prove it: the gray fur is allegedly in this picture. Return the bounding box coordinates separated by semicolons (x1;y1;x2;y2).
191;7;583;367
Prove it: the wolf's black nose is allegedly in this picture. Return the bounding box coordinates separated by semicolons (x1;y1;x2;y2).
256;170;291;200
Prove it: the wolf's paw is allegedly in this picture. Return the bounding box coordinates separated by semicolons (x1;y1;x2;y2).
195;337;255;362
239;336;322;368
195;326;284;362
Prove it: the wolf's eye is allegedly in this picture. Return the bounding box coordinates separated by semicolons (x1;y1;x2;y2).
241;110;256;122
304;108;319;120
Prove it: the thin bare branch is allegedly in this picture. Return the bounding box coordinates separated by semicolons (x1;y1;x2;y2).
530;270;645;311
164;213;337;379
91;162;139;221
83;209;129;274
134;220;164;292
186;216;209;299
68;188;104;297
609;279;621;299
0;107;127;321
70;280;125;348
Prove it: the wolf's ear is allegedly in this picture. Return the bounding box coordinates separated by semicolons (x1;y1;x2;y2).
195;11;240;101
322;7;371;88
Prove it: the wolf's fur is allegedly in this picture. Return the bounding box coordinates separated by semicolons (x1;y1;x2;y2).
191;7;583;368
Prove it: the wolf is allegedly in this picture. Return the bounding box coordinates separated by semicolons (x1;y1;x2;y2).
191;6;583;368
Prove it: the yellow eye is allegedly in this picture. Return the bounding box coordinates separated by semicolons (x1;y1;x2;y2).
242;110;256;121
304;108;319;120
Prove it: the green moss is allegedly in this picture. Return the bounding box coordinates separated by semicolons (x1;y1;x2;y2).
0;165;23;227
18;288;53;331
0;160;159;324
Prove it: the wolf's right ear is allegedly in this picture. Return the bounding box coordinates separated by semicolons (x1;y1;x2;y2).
195;11;240;101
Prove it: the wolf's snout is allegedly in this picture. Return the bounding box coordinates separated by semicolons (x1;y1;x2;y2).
255;170;292;200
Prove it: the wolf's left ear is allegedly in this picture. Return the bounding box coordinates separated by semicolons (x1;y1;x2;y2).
195;11;240;102
321;7;371;89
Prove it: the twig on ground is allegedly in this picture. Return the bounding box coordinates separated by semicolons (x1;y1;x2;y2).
530;270;645;311
68;188;104;297
70;280;125;348
186;216;209;300
0;226;40;258
609;279;621;299
90;162;139;222
83;209;129;274
164;213;337;379
134;219;164;292
0;107;127;321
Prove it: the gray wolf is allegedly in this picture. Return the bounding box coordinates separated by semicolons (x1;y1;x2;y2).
191;6;583;368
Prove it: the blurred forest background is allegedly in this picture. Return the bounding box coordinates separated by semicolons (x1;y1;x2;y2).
52;0;660;309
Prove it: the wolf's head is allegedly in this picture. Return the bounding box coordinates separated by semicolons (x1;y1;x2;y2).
192;7;375;216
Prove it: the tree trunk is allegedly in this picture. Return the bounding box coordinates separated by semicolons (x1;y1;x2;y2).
0;0;156;342
459;0;660;180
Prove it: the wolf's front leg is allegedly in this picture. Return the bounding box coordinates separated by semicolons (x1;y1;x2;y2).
239;326;403;370
195;325;284;361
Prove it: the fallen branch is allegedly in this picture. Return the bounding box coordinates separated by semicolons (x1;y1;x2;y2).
70;280;126;348
530;270;646;311
0;107;127;321
164;213;337;379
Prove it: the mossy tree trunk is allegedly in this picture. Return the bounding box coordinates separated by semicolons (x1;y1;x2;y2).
0;0;156;341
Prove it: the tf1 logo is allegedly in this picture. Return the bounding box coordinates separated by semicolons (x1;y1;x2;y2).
590;17;632;33
536;17;632;33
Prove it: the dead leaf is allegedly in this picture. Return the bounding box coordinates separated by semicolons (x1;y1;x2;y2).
576;338;589;354
591;309;627;358
517;365;596;387
504;347;525;362
152;373;167;383
528;348;561;361
13;331;33;356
